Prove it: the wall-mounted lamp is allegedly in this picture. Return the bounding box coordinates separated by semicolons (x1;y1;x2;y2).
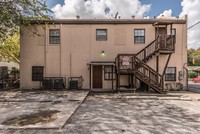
100;50;106;57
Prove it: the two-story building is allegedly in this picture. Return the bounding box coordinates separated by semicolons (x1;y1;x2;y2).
20;16;187;93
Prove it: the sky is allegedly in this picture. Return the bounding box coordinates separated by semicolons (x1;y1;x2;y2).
46;0;200;49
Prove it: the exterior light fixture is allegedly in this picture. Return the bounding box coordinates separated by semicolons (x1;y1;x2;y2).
100;50;106;57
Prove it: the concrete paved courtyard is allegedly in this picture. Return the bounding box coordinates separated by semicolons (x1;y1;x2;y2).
0;89;200;134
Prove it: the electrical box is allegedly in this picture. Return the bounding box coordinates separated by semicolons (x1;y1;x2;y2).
178;71;183;80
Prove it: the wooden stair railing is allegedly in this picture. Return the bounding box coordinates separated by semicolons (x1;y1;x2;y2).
134;56;164;93
136;35;175;62
133;35;175;93
115;35;175;93
136;35;159;62
157;35;175;52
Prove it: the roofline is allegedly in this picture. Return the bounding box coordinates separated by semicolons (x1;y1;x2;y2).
30;18;187;25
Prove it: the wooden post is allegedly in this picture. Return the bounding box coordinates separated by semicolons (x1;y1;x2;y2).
162;54;172;76
111;65;114;91
89;64;92;89
156;55;159;73
118;73;120;92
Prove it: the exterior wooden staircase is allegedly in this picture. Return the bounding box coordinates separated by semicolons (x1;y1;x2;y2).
135;34;175;93
116;34;175;93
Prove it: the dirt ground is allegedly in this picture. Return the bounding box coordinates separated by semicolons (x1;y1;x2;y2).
0;90;200;134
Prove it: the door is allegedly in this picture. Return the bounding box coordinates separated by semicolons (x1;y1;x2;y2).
155;27;167;36
155;27;167;49
93;65;102;88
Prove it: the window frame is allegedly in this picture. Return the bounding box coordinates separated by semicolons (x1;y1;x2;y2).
172;28;176;43
134;29;145;44
104;65;115;80
49;29;60;44
32;66;44;81
165;67;176;81
96;29;107;41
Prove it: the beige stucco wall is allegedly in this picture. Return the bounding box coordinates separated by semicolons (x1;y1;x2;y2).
20;19;187;89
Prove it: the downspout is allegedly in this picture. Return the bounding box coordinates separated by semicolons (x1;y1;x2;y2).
183;63;188;90
70;53;72;77
69;27;72;77
60;24;62;77
45;29;48;76
183;15;188;90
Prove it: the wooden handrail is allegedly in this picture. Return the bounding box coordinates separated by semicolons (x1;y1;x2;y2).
136;35;175;62
136;35;159;61
156;35;175;51
134;56;163;92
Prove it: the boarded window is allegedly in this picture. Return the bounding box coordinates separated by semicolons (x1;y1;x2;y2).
96;29;107;41
32;66;44;81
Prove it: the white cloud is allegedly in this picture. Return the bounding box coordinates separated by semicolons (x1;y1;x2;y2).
52;0;151;19
157;9;173;18
180;0;200;49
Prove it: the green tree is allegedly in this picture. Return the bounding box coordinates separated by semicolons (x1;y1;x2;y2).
0;0;51;41
0;31;20;63
187;48;200;66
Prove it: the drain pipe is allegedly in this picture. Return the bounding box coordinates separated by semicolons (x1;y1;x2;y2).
183;63;188;90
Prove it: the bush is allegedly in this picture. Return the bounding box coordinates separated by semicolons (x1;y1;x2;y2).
188;71;198;78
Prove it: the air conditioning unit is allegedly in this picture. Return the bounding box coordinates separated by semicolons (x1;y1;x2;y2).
54;78;65;89
69;80;79;89
42;78;53;89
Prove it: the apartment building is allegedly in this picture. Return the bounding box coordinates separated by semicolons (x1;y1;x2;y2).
20;16;187;93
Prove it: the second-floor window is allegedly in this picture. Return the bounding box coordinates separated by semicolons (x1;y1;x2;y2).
49;29;60;44
134;29;145;44
96;29;107;41
172;28;176;43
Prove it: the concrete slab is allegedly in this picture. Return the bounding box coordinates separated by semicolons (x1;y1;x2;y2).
0;90;200;133
62;95;200;134
0;90;89;129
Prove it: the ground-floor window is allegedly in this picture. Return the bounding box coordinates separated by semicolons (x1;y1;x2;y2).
32;66;44;81
165;67;176;81
104;65;115;80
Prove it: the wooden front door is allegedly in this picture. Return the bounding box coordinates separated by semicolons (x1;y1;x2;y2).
155;27;167;36
156;27;167;49
93;65;102;88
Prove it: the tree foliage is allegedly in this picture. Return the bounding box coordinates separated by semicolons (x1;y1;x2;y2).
188;48;200;66
0;0;52;41
0;31;20;63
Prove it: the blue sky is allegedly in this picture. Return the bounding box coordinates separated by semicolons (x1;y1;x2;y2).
141;0;182;17
46;0;182;18
46;0;64;8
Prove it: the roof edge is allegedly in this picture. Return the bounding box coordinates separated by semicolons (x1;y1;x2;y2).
30;18;187;25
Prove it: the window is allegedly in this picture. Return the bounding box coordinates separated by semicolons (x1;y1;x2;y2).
172;29;176;36
32;66;44;81
134;29;145;44
96;29;107;41
104;65;115;80
165;67;176;81
49;29;60;44
172;28;176;43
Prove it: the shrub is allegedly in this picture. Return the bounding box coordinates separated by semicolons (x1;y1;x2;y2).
188;71;198;78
